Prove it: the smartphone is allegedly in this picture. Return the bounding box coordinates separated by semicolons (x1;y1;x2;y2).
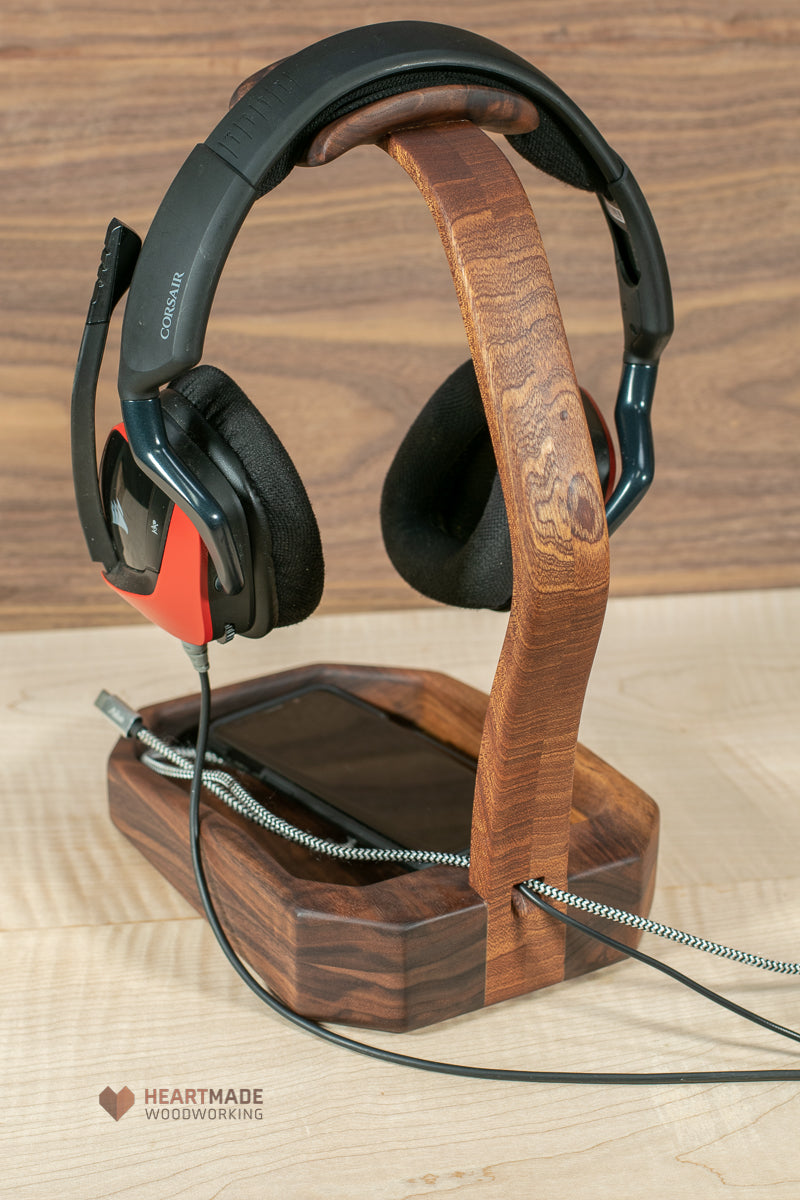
207;685;476;855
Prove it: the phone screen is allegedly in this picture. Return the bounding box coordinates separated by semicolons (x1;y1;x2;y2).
208;686;476;854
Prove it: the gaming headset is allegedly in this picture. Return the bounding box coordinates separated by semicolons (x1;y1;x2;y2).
71;20;673;646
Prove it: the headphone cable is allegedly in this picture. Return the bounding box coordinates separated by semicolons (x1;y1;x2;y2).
97;662;800;1084
179;662;800;1085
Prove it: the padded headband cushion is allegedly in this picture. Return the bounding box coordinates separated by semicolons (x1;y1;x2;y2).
254;68;605;200
380;359;513;611
168;365;324;626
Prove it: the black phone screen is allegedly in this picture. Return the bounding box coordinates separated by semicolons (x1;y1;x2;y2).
207;686;476;854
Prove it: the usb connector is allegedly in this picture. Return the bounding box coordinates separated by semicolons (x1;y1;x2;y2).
94;690;143;737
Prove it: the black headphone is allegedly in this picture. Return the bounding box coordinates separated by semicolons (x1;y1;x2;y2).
72;21;673;645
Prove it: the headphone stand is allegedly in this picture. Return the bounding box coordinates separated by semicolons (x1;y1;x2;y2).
106;113;659;1032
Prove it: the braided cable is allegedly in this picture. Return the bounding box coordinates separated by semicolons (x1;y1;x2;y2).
137;730;470;869
525;880;800;976
136;728;800;976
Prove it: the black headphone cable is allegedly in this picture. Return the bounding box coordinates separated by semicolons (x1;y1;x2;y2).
99;658;800;1085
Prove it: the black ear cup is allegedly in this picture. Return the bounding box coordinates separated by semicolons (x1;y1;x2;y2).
381;360;513;611
167;365;324;627
381;359;614;610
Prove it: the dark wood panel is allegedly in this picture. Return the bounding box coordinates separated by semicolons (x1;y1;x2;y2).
107;664;658;1030
1;1;798;631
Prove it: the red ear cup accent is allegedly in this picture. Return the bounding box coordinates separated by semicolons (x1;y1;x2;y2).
101;422;214;645
104;502;213;644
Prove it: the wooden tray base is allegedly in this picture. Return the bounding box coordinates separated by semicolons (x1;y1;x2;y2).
107;664;658;1032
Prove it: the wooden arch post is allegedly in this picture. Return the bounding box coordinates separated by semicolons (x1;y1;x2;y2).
383;121;610;1004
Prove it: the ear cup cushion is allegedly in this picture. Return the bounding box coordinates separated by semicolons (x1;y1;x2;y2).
380;360;513;611
168;365;324;626
581;388;615;500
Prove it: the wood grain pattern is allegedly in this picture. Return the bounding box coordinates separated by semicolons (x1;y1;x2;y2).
384;122;610;1002
3;594;800;1195
107;663;657;1030
301;85;539;165
109;667;490;1033
1;1;799;632
99;121;637;1028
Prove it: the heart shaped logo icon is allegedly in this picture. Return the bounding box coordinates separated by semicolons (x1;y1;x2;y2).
99;1086;135;1121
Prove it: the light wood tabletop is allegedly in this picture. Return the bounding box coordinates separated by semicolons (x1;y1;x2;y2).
1;589;798;1197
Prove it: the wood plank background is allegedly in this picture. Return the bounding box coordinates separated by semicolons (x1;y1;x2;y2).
1;0;798;632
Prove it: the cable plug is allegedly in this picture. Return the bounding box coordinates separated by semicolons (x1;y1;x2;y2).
94;690;143;737
182;641;210;674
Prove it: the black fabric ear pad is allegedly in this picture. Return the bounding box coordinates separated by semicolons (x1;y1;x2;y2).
380;360;513;611
168;365;324;627
381;360;614;611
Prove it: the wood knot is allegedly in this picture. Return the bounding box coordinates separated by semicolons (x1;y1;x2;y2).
567;473;605;543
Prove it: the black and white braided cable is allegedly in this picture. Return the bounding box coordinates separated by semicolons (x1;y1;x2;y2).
137;728;800;978
528;881;800;975
137;728;470;870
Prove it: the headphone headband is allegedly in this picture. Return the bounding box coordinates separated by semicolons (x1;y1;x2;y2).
210;23;619;194
118;21;671;404
74;22;673;594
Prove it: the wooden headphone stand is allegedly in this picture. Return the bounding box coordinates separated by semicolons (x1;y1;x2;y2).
106;94;659;1032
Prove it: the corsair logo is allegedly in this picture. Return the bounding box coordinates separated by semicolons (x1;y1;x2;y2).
110;499;129;534
160;271;185;340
